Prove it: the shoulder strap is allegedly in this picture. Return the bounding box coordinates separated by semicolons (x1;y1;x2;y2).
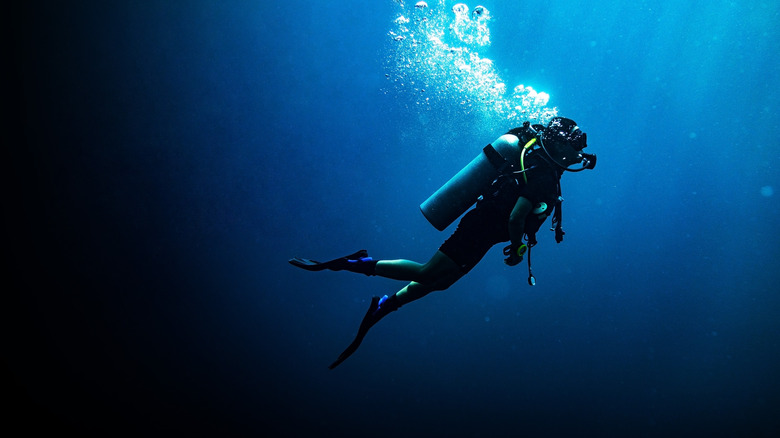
482;144;510;173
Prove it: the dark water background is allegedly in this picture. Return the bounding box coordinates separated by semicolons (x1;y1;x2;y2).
9;1;779;436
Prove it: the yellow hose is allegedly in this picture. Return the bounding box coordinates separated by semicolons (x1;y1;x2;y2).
520;138;537;183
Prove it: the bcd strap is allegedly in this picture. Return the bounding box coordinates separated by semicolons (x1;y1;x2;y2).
483;144;509;172
554;209;565;243
554;180;565;243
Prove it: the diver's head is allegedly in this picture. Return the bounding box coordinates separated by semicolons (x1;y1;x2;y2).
543;117;587;151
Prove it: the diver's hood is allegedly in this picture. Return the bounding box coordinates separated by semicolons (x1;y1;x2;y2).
538;117;594;171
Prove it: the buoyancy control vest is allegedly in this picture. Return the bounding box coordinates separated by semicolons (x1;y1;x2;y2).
478;122;565;245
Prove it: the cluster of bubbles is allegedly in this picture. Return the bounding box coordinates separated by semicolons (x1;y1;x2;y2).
386;0;558;127
450;3;490;46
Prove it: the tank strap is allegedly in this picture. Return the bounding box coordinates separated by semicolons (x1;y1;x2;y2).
482;144;509;172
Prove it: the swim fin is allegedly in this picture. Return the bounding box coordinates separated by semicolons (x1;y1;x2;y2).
289;250;376;275
328;296;381;369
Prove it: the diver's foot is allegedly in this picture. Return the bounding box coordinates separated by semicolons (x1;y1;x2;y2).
374;294;398;317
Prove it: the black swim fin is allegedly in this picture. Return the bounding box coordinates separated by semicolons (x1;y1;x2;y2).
288;250;368;272
329;296;380;369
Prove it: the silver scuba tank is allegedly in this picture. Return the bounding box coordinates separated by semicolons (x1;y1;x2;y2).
419;133;524;231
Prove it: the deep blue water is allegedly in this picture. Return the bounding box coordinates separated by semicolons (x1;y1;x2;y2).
10;1;780;436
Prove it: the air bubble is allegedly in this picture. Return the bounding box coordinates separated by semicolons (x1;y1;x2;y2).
452;3;469;15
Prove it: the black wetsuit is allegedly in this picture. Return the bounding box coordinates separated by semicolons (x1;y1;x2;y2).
439;130;563;273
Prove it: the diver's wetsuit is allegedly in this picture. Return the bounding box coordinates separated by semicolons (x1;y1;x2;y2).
438;129;563;273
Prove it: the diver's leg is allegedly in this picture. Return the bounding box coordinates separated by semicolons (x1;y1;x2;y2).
374;250;461;284
328;261;463;370
290;249;461;281
376;252;463;314
387;263;463;310
372;259;424;280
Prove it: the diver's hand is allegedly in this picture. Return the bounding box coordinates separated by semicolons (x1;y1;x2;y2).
503;243;527;266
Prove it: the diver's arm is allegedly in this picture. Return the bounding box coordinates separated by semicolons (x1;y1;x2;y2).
508;196;532;248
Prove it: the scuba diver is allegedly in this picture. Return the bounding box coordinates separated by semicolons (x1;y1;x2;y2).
290;117;597;369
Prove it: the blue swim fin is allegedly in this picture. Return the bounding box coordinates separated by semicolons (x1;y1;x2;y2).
288;250;369;272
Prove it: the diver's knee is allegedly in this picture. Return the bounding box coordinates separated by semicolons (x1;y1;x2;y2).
418;252;459;283
434;274;461;291
418;264;455;285
418;268;461;291
417;265;436;284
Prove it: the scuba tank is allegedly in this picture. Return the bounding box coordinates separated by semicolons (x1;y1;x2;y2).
419;125;538;231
